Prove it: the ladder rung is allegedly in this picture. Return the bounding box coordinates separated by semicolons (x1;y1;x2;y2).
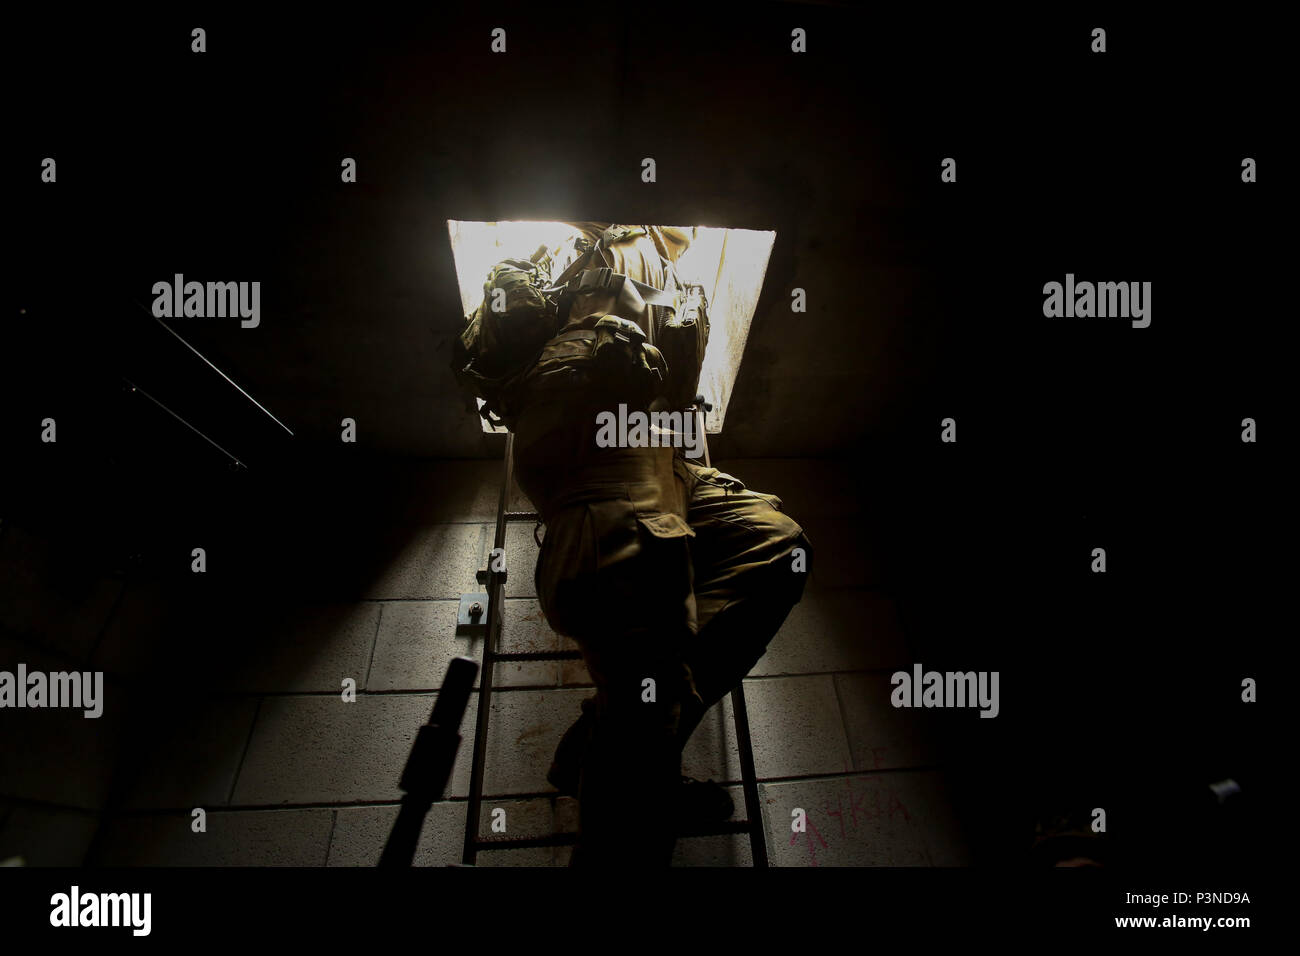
472;833;580;851
490;650;583;662
471;820;757;852
470;820;759;853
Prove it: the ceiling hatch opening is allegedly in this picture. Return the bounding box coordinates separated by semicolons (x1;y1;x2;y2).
447;220;776;434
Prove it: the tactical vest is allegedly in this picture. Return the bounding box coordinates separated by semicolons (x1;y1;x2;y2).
452;224;709;430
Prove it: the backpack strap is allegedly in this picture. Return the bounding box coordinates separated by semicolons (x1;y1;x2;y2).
546;224;637;290
541;224;683;347
562;266;678;307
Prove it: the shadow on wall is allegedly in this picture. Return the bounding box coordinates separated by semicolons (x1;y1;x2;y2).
1;456;979;867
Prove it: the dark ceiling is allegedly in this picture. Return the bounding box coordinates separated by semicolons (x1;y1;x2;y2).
7;6;1280;479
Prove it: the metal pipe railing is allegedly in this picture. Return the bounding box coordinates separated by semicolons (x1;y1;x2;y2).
460;432;514;865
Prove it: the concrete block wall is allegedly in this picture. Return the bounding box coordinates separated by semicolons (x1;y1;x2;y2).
2;457;970;867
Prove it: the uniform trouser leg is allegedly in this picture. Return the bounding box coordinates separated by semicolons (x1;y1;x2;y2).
573;630;691;866
532;447;698;866
672;460;813;747
544;460;813;801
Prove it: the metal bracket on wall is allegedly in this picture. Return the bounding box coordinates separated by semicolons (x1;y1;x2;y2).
457;593;490;635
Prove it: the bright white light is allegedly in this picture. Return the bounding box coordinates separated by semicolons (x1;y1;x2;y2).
448;220;775;434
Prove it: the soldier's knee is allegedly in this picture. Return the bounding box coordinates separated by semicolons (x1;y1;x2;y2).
782;528;813;601
792;528;813;566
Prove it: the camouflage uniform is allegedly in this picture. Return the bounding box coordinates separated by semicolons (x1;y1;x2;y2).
508;224;812;866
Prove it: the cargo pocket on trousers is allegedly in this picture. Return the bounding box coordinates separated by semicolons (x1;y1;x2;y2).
588;498;642;571
700;468;784;512
579;502;695;636
749;490;785;511
634;512;697;635
635;512;696;542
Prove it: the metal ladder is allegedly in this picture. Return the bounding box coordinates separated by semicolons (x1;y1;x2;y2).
460;415;769;866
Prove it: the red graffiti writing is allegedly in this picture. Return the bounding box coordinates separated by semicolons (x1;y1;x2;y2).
788;776;913;866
